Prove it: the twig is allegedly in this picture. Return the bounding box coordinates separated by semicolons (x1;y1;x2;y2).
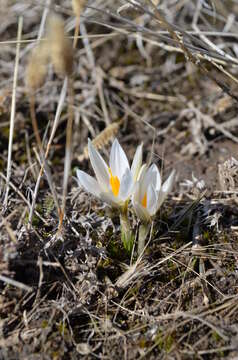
0;274;32;292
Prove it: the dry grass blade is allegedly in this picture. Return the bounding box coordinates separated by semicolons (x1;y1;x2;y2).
0;275;32;292
60;77;74;228
115;259;147;289
72;0;86;48
4;17;23;207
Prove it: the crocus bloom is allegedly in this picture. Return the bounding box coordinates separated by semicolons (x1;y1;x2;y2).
132;164;176;222
77;138;143;207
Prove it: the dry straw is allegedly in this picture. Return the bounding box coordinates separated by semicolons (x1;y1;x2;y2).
4;17;23;207
72;0;86;17
72;0;86;48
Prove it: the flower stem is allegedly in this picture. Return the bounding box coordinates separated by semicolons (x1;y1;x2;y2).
138;222;150;256
120;203;134;254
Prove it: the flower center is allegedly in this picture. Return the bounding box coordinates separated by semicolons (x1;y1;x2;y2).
141;192;147;208
109;168;120;197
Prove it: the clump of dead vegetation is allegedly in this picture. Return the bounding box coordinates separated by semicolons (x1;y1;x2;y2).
1;1;238;359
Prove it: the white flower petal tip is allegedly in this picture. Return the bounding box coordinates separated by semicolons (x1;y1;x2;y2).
162;169;176;194
87;139;109;190
148;163;161;191
157;169;176;210
131;143;143;181
110;138;130;179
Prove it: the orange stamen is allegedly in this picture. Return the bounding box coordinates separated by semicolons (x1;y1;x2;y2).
141;193;147;208
109;168;120;197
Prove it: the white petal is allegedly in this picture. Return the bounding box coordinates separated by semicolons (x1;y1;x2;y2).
132;181;140;203
162;169;176;194
149;164;161;191
138;164;147;179
131;143;143;181
146;184;158;216
157;170;176;210
109;138;129;179
133;202;151;222
138;171;148;202
76;169;100;197
100;191;121;207
140;164;160;200
118;169;133;201
88;139;109;191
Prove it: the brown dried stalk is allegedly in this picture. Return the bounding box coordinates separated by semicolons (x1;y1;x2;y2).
72;0;86;48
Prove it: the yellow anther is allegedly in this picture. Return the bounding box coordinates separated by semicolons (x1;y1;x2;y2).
109;168;120;197
141;193;147;208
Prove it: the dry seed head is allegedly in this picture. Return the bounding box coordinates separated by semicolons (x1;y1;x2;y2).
25;43;49;91
47;15;73;77
77;121;122;162
72;0;86;17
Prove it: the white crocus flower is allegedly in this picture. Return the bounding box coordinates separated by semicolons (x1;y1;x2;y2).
77;138;143;207
132;164;176;256
132;164;176;223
